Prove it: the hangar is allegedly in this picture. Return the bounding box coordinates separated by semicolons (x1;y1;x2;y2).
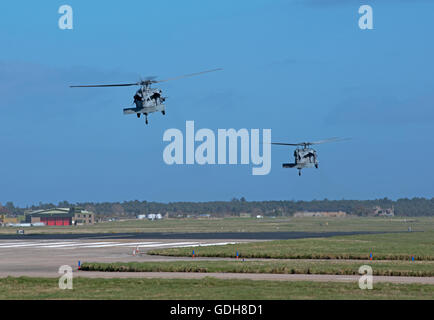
25;207;94;226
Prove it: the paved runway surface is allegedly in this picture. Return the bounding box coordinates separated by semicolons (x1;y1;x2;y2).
0;239;238;250
0;238;249;277
0;231;388;240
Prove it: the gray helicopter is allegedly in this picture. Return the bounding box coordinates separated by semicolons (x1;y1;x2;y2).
70;68;222;125
272;137;348;176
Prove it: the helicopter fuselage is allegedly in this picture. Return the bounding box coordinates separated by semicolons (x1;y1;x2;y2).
123;86;166;124
271;137;347;176
282;148;319;173
123;103;165;115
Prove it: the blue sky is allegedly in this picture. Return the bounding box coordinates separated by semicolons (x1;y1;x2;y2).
1;0;433;206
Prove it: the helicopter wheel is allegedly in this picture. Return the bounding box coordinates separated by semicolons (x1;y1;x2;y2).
145;114;149;125
162;110;165;115
315;164;318;169
298;170;301;176
137;113;141;118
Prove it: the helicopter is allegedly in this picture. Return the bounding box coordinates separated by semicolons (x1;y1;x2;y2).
271;137;349;176
70;68;222;125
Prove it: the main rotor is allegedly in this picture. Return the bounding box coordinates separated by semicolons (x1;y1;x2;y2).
70;68;223;90
271;137;350;149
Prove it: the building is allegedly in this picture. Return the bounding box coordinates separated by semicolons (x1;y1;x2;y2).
147;213;163;220
25;208;95;226
293;211;347;218
73;208;95;225
373;206;395;217
25;208;72;226
1;215;19;225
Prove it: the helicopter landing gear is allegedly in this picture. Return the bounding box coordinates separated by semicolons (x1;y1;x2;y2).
298;170;302;176
315;164;318;169
144;113;149;125
137;113;141;118
161;110;165;115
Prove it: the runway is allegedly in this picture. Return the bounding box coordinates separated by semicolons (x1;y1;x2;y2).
0;238;249;277
0;239;239;250
0;230;388;240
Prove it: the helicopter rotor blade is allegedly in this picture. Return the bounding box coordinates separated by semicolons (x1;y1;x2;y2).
271;142;303;146
70;83;138;88
144;76;157;81
310;137;351;145
271;137;350;147
153;68;223;83
69;69;221;88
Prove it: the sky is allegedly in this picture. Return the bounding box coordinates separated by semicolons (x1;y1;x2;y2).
0;0;433;206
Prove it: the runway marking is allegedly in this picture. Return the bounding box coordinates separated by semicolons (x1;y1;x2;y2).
0;241;38;246
0;241;78;248
39;242;119;248
0;240;73;246
0;240;241;250
136;242;199;248
195;242;236;247
80;242;161;248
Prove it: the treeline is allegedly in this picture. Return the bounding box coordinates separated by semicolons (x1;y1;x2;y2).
1;197;434;217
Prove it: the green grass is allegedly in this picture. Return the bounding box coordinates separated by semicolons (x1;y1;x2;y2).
1;216;432;235
0;277;432;300
149;231;434;261
81;260;434;277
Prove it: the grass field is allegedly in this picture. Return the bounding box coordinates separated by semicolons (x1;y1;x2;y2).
0;277;432;300
0;216;432;235
81;259;434;277
148;231;434;261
